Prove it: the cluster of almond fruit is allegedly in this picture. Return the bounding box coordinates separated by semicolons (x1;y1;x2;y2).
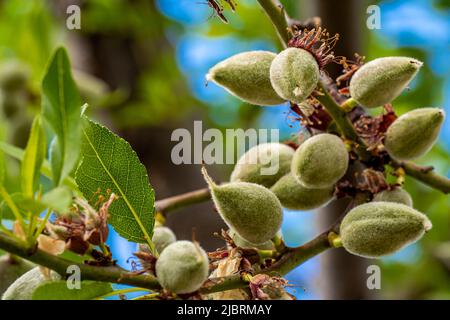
133;45;445;297
204;44;444;261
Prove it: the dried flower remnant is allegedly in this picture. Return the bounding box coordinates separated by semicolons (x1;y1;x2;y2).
249;274;294;300
335;54;365;89
288;27;339;70
355;168;389;195
46;193;116;256
290;101;333;132
354;104;397;151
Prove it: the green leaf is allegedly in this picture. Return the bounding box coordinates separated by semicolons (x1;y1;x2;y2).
32;281;113;300
75;118;155;244
42;47;82;186
21;115;47;197
0;149;5;185
41;186;72;212
1;193;44;219
0;187;71;219
0;141;78;191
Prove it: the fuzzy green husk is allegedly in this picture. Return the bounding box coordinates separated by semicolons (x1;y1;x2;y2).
155;241;209;294
291;133;349;189
373;187;413;207
229;229;275;250
349;57;422;108
206;51;285;106
340;202;432;258
271;173;334;210
203;168;283;244
0;255;34;296
230;143;294;188
2;267;61;300
269;48;320;103
384;108;445;160
139;226;176;254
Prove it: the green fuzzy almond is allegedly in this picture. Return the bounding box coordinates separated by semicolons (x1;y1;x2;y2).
0;255;34;296
229;229;275;250
385;108;445;160
340;202;432;258
2;267;60;300
155;241;209;294
373;187;413;207
139;226;176;255
270;48;320;103
350;57;422;108
291;133;349;189
203;168;283;244
230;143;294;188
270;173;334;211
206;51;285;106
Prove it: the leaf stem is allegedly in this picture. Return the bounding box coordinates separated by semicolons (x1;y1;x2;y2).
0;186;27;236
32;209;52;242
256;0;290;47
315;82;372;161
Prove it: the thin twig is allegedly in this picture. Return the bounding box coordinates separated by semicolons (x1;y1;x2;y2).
257;0;290;47
0;232;161;290
155;187;211;215
391;159;450;194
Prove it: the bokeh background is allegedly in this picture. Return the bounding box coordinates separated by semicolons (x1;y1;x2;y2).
0;0;448;299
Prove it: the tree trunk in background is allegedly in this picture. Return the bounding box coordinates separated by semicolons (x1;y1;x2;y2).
298;0;374;299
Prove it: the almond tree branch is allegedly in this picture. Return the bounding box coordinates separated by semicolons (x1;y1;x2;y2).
391;160;450;194
315;82;373;161
201;231;332;294
155;187;210;216
0;228;332;295
0;232;161;291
